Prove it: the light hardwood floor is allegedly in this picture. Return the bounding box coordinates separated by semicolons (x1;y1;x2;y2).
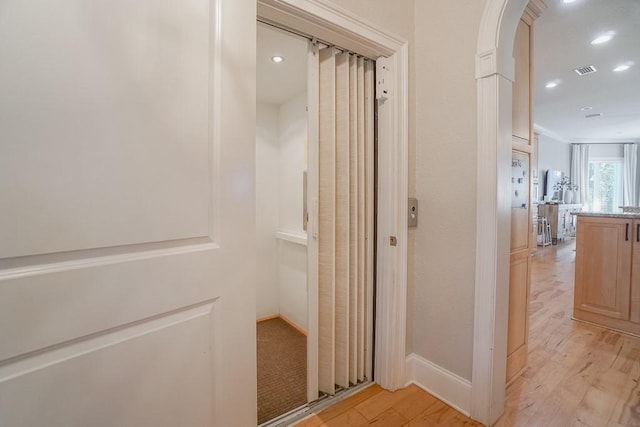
294;241;640;426
294;383;481;426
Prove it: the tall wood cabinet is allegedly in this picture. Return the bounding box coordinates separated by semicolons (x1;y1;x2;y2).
574;215;640;335
507;1;546;385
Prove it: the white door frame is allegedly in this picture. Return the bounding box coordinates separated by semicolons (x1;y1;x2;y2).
257;0;409;393
472;0;546;425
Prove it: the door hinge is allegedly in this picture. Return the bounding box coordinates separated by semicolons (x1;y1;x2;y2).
376;57;390;101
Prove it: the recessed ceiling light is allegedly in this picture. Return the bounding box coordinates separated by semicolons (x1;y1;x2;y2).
271;55;285;64
563;0;577;3
591;31;615;45
545;82;558;89
581;106;592;111
613;64;631;72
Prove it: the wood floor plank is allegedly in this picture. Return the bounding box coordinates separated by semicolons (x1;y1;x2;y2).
317;385;384;422
321;408;368;427
366;408;408;426
295;414;325;427
405;400;480;426
354;385;417;420
391;385;441;420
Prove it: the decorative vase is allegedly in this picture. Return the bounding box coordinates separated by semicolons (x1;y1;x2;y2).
563;190;573;204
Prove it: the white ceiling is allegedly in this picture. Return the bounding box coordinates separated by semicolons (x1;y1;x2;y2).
257;3;640;141
257;23;308;105
533;0;640;143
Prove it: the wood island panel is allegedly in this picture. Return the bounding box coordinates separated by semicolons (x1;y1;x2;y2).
573;214;640;336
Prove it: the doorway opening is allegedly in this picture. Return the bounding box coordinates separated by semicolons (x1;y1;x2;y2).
255;22;311;424
255;20;378;425
499;0;640;425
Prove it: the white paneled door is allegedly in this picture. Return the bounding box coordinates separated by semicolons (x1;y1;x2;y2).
0;1;256;426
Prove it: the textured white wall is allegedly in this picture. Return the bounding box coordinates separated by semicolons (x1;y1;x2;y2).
256;103;280;320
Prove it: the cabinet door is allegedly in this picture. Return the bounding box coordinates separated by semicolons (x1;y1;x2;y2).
575;217;631;320
507;150;531;383
506;250;530;382
512;19;531;143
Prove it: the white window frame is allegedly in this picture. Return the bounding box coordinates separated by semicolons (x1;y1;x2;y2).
587;156;624;213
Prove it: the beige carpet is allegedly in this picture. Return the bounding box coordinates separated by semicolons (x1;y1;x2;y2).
257;317;307;424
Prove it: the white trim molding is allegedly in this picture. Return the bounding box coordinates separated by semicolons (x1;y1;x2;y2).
257;0;409;393
473;0;547;426
405;353;472;417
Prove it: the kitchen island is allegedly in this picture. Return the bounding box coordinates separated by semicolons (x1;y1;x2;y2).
573;212;640;336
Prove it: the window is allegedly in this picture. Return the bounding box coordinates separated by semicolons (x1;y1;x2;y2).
588;159;623;212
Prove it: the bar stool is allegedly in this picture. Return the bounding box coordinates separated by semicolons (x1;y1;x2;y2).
538;216;551;247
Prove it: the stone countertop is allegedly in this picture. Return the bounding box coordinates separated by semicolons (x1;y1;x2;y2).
572;212;640;219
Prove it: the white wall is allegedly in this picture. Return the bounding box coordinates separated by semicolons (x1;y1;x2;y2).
278;240;308;330
538;134;571;202
278;93;307;233
411;0;485;380
277;92;308;331
590;143;624;159
256;103;280;320
256;93;308;331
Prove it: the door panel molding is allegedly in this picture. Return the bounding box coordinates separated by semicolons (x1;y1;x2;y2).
0;302;217;426
0;239;218;280
0;247;225;363
0;300;217;380
0;0;222;259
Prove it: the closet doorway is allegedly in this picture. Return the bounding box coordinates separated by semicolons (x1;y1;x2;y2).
256;21;376;425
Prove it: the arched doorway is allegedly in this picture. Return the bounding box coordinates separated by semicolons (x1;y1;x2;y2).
472;0;542;425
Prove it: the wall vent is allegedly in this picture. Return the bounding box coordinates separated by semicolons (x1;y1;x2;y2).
575;65;597;76
585;113;602;118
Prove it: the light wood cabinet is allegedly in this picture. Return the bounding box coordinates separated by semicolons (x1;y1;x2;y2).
574;215;640;335
512;19;531;144
507;16;533;385
507;3;546;385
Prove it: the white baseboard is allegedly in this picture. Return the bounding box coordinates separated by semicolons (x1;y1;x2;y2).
405;353;472;416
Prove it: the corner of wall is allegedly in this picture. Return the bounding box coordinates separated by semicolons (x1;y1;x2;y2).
405;353;472;417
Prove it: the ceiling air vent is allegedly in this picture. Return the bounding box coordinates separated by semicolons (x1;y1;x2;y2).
574;65;597;76
585;113;602;118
